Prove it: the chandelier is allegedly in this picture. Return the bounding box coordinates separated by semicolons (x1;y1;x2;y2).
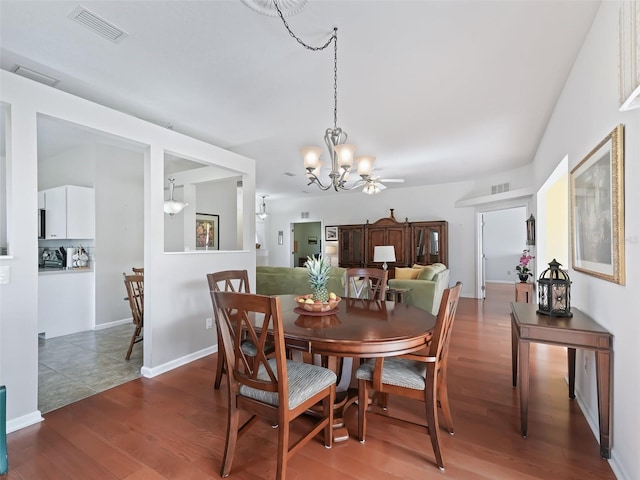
273;1;377;193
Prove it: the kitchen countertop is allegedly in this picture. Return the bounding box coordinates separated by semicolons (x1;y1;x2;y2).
38;267;93;275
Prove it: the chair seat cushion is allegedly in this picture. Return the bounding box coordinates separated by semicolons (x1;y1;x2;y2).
240;340;257;356
240;359;337;410
355;358;427;390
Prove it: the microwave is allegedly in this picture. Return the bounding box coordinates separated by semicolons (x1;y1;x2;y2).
38;208;45;239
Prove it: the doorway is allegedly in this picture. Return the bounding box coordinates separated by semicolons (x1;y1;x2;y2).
291;221;322;267
476;205;529;299
36;116;145;413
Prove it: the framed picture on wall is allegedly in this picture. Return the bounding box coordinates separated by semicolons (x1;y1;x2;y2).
325;225;338;241
195;213;219;250
570;125;625;284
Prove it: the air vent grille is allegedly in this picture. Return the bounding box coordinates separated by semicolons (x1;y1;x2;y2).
68;6;129;43
491;182;511;195
13;65;59;86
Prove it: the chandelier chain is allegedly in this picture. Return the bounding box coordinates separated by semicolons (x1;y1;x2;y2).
273;0;338;130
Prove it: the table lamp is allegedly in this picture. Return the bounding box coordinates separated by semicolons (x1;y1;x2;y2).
374;245;396;270
324;245;338;266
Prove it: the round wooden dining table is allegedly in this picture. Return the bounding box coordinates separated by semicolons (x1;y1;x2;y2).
277;294;436;441
276;294;437;357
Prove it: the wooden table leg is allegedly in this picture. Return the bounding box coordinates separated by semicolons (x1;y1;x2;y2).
567;347;576;399
511;314;518;387
595;350;612;459
518;339;530;438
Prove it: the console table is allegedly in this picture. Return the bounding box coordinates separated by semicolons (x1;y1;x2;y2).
510;302;613;458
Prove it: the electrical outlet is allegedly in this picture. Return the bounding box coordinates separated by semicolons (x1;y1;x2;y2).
205;317;213;329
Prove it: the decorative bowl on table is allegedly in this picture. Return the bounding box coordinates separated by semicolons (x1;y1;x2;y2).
294;294;341;313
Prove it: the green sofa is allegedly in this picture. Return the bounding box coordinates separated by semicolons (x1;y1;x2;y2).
256;266;346;297
388;263;450;315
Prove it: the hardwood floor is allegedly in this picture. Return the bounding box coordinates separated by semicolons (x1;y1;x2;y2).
4;284;615;479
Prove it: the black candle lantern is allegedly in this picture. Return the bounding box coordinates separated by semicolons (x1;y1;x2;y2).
537;259;572;317
526;214;536;245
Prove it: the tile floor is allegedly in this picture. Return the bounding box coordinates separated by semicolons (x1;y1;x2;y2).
38;323;143;414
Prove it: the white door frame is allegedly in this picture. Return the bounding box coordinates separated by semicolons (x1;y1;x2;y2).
475;200;532;298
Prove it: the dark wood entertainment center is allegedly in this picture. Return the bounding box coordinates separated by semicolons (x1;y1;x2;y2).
337;211;448;271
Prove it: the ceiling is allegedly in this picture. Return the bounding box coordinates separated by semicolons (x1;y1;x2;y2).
0;0;600;199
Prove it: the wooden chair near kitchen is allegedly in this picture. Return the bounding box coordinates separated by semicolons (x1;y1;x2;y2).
132;267;144;275
123;274;144;360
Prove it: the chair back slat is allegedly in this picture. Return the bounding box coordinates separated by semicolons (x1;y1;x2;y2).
123;274;144;327
428;282;462;363
207;270;250;295
214;292;287;396
345;268;388;300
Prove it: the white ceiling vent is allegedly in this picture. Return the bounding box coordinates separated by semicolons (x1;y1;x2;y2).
68;5;129;43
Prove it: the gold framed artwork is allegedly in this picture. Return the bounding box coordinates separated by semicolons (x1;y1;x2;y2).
195;213;219;250
570;125;625;284
619;0;640;111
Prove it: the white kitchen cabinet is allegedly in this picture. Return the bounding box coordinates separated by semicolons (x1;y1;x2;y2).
38;269;94;338
42;185;95;239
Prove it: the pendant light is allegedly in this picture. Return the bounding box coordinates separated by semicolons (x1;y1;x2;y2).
257;195;268;220
164;177;188;216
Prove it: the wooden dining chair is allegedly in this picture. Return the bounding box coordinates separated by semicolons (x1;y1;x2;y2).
214;291;336;480
123;274;144;360
207;270;252;390
355;282;462;471
345;268;388;300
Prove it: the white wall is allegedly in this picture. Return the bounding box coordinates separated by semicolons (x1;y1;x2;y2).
531;3;640;479
94;144;144;326
483;207;527;282
0;71;256;430
196;178;240;251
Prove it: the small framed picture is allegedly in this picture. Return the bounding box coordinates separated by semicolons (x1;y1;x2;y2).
308;236;318;245
325;225;338;241
195;213;219;250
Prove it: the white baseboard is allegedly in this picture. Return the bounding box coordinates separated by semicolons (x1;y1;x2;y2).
573;381;627;479
6;410;43;433
140;345;218;378
94;318;132;330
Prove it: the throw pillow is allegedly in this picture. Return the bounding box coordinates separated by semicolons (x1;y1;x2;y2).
395;267;420;280
417;265;438;281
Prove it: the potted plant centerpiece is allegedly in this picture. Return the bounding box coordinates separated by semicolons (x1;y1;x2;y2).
516;249;535;283
296;255;340;313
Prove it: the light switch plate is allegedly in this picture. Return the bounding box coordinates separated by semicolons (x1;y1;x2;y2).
0;265;10;284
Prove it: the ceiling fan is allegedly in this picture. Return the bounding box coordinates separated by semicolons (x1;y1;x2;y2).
360;175;405;195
